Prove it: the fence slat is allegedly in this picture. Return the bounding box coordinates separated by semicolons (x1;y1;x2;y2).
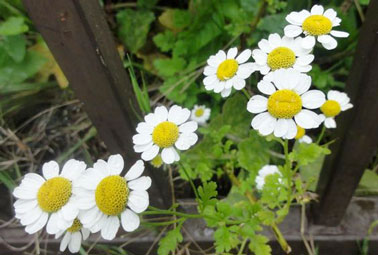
312;0;378;226
22;0;170;207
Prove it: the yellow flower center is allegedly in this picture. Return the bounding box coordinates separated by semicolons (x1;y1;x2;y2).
295;126;305;139
37;177;72;213
216;59;238;81
302;15;332;36
195;108;204;117
267;89;302;119
152;121;179;148
67;218;82;233
95;175;128;216
267;47;296;70
151;155;163;168
320;100;341;117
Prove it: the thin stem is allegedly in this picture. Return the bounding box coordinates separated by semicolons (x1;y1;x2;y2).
300;203;314;255
242;88;251;100
178;162;200;201
316;125;326;144
237;238;248;255
143;218;185;227
145;207;202;219
168;165;177;232
271;223;292;254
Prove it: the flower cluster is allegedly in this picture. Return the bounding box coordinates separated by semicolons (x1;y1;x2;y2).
203;4;352;144
13;155;151;253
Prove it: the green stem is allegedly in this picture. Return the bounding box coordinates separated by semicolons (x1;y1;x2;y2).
272;223;292;254
316;125;326;144
143;218;185;227
178;162;200;201
242;88;251;100
145;207;202;219
237;238;248;255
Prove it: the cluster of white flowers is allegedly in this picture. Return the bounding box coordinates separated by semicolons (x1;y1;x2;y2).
203;4;352;144
13;155;151;253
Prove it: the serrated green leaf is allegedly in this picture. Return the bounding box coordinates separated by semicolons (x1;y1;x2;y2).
214;226;240;253
153;30;176;52
197;181;218;211
290;143;330;167
157;227;183;255
116;9;155;53
0;35;26;62
154;57;186;77
248;234;272;255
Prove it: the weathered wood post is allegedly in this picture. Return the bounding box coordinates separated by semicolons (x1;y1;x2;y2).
312;0;378;226
21;0;170;207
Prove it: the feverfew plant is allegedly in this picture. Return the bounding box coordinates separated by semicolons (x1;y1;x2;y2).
11;4;354;255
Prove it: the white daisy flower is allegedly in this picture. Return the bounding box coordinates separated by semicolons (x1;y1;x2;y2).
247;68;325;139
295;125;313;144
256;165;282;190
252;33;314;75
319;90;353;128
133;105;198;164
75;155;151;240
190;105;211;125
13;159;86;235
284;5;349;50
203;47;256;97
55;218;90;253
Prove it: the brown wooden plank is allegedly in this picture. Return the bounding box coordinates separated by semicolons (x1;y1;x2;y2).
312;0;378;226
21;0;170;207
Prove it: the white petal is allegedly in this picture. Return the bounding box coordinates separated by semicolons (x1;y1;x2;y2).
61;159;86;181
236;63;255;79
168;105;191;125
301;135;313;144
132;134;152;145
318;34;333;44
141;145;159;161
13;186;37;200
284;25;302;37
144;113;160;126
61;202;79;222
227;47;238;59
325;117;337;128
89;213;107;233
121;209;140;232
323;9;337;21
179;121;198;133
107;154;124;175
301;90;326;109
203;75;218;86
14;199;38;214
284;119;297;139
268;33;282;48
221;88;232;97
80;207;100;225
330;30;349;38
247;95;268;114
258;39;272;53
133;142;153;153
294;110;320;129
293;74;311;95
25;212;48;234
93;159;110;176
259;65;271;75
293;64;312;72
301;36;316;49
236;49;252;64
203;66;216;76
128;190;149;213
175;133;198;150
319;36;337;50
296;55;314;66
68;231;82;253
23;173;45;186
136;122;153;134
46;213;60;234
252;49;267;65
215;50;227;62
20;206;43;225
214;81;225;93
341;103;353;111
125;160;145;181
154;106;169;122
257;80;276;95
81;228;90;240
251;112;269;129
258;115;277;136
42;161;59;180
60;232;71;252
128;176;152;191
101;216;120;240
286;11;309;25
311;5;324;15
207;54;222;67
161;147;176;164
233;78;246;90
274;119;289;138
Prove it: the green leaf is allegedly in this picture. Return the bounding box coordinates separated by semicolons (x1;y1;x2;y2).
0;17;28;35
157;226;183;255
137;0;158;8
290;143;330;167
116;9;155;53
0;35;26;62
197;181;218;211
237;131;271;172
358;170;378;192
154;57;186;77
248;234;272;255
153;30;176;52
257;210;275;225
214;226;240;253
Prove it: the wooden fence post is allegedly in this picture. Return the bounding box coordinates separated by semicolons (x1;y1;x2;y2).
21;0;170;207
312;0;378;226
